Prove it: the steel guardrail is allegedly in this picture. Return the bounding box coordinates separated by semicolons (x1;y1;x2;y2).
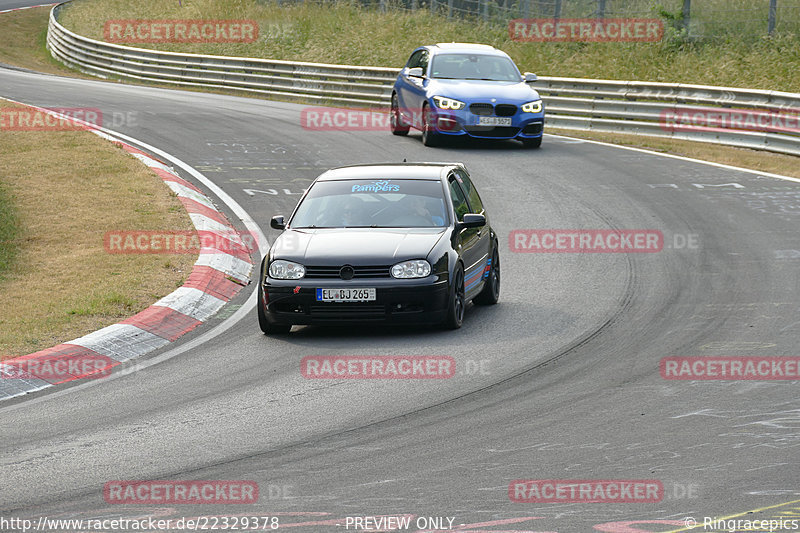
47;2;800;156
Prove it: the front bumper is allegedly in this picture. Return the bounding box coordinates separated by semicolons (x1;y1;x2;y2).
262;277;450;325
428;106;545;140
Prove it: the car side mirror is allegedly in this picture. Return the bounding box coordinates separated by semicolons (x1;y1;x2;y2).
524;72;538;83
407;67;424;78
458;213;486;229
270;215;286;230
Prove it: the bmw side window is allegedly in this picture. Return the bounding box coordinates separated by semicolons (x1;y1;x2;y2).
406;50;423;69
455;170;484;213
448;177;470;222
418;51;429;75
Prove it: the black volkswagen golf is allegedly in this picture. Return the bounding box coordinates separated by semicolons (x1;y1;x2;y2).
257;162;500;334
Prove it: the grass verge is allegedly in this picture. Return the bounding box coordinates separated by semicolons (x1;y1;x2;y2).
0;101;196;359
0;5;83;77
57;0;800;92
0;179;20;282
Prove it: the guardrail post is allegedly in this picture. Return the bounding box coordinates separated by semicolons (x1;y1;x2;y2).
768;0;777;35
681;0;691;32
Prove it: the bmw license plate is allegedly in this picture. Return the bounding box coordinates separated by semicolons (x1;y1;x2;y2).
478;116;512;126
316;288;376;302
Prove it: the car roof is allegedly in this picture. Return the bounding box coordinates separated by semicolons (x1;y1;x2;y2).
428;43;508;56
433;42;497;52
316;162;464;181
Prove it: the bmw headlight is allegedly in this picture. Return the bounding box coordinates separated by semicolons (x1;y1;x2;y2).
269;259;306;280
521;100;543;113
391;260;432;279
432;96;466;110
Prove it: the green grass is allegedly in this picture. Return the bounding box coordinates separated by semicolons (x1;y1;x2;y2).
0;182;20;283
66;290;138;316
0;101;196;358
57;0;800;92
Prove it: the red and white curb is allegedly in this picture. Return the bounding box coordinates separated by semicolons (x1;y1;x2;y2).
0;107;253;400
0;3;57;14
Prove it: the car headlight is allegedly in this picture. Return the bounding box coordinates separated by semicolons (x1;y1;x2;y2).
521;100;543;113
269;259;305;280
391;260;432;279
432;96;466;110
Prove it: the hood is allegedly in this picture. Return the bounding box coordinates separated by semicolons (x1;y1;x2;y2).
272;228;446;265
427;79;540;102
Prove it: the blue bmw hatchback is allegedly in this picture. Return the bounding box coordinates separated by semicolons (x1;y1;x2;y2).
391;43;545;148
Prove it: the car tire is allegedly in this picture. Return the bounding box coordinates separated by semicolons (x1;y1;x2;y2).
258;276;291;335
421;104;440;147
522;136;542;148
390;93;410;136
444;265;465;329
474;246;500;306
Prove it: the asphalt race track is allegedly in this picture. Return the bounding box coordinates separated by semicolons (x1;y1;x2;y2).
0;1;54;12
1;60;799;532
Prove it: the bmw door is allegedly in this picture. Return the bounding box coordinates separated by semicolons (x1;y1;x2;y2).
396;48;430;129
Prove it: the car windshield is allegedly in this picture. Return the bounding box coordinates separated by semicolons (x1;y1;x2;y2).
431;53;521;81
290;179;448;228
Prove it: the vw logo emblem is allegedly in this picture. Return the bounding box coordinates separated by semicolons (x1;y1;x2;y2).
339;265;355;280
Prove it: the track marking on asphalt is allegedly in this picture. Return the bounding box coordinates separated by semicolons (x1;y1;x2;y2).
244;188;307;196
546;133;800;184
0;97;267;413
664;498;800;532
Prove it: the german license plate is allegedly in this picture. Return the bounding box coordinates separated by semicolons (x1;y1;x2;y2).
478;116;512;126
316;288;376;302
